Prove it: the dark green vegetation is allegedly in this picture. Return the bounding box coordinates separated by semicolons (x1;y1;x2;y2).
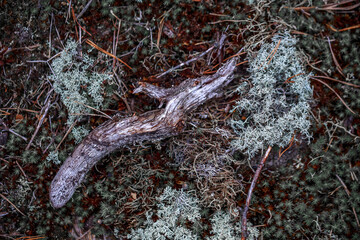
1;0;359;239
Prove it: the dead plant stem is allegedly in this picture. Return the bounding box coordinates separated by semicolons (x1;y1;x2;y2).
241;146;272;240
25;92;52;150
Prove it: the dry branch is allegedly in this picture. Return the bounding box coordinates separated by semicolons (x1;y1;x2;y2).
241;146;272;240
50;58;238;208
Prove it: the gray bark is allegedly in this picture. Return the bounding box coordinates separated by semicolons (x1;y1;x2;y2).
50;59;237;208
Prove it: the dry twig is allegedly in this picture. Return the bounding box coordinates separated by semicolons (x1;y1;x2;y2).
311;75;360;88
241;146;272;240
156;46;215;78
86;39;132;70
25;91;53;150
327;37;344;77
311;77;357;115
0;193;26;217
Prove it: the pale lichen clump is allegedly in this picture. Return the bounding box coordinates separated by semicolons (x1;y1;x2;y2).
50;39;111;143
127;186;202;240
231;32;313;158
127;186;259;240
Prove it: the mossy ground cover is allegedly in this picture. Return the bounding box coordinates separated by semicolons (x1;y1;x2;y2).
0;0;359;239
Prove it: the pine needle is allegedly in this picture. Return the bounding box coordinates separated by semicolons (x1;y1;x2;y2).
86;39;132;70
312;77;357;115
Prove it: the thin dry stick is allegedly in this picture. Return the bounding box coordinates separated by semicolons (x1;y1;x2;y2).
110;9;121;22
311;75;360;88
324;120;360;140
0;109;11;115
311;77;357;115
304;56;329;77
291;30;309;35
352;207;360;228
0;158;9;163
289;6;316;11
55;120;77;152
284;73;304;83
70;113;112;118
75;226;94;240
48;13;53;58
73;100;112;120
327;37;344;77
15;236;45;240
290;0;359;11
335;174;360;227
156;46;215;78
85;39;132;70
241;146;272;240
112;19;122;69
321;0;360;11
257;39;281;70
328;23;360;32
236;60;249;67
67;0;92;38
204;60;248;74
0;193;26;216
203;51;246;73
266;39;281;65
157;15;165;49
16;161;29;179
7;129;28;141
278;134;295;158
25;95;52;150
1;108;39;114
76;0;93;19
209;19;247;24
336;174;351;196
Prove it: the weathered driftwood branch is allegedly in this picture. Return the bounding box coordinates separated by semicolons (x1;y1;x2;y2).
50;59;237;208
